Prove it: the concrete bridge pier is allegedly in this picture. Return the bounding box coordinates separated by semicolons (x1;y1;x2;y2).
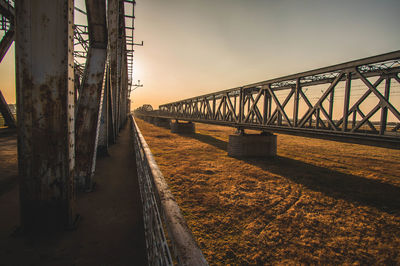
153;117;170;128
146;116;154;124
170;120;195;134
148;116;155;124
228;130;277;157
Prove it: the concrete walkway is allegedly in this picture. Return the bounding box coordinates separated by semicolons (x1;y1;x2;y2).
0;124;147;265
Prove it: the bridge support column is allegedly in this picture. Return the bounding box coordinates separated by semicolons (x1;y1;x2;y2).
170;121;195;134
75;0;108;190
146;116;154;123
154;117;170;128
228;131;277;157
144;116;151;123
15;0;76;232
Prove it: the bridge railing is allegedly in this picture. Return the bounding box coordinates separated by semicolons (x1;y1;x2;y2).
154;51;400;147
130;115;208;265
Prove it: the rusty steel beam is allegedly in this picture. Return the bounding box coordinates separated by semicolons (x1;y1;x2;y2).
75;0;107;189
0;0;14;20
97;67;109;156
119;44;128;126
107;0;119;140
0;0;15;62
0;26;14;63
0;88;15;127
106;66;115;144
15;0;76;231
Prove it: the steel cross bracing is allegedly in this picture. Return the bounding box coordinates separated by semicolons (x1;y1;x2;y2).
0;0;14;62
138;51;400;148
72;0;134;188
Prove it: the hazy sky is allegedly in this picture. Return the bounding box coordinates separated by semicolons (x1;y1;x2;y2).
131;0;400;109
1;0;399;110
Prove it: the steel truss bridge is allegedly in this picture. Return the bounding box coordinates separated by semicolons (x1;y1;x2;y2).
137;51;400;149
1;1;399;265
1;1;209;265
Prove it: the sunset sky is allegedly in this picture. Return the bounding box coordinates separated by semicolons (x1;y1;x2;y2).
0;0;399;110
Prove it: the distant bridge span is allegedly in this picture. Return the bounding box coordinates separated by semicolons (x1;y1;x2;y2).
136;51;400;149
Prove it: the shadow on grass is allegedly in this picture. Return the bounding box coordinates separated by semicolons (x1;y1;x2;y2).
178;132;227;151
185;131;400;215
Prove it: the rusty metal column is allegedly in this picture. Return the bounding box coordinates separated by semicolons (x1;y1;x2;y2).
97;69;109;156
108;0;119;139
0;27;14;62
106;66;115;144
15;0;76;231
119;0;129;125
75;0;107;189
119;48;128;125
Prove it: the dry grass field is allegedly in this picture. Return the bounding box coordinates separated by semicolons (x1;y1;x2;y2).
135;118;400;265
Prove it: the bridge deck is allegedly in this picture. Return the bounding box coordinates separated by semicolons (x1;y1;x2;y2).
0;124;147;265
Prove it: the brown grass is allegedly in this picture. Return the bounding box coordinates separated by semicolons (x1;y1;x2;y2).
135;118;400;265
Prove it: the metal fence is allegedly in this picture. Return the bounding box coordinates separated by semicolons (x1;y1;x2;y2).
130;115;208;265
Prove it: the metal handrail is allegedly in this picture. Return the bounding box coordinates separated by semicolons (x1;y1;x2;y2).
130;115;208;265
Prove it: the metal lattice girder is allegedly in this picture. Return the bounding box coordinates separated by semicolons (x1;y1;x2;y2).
75;0;107;189
0;0;14;20
139;51;400;148
15;0;76;231
0;0;14;62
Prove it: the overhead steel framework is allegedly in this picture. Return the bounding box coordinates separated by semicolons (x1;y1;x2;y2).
0;0;14;62
137;51;400;149
1;2;210;263
0;0;136;231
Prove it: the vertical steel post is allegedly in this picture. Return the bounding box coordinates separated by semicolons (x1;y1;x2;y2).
352;111;357;128
108;0;119;139
238;87;244;123
222;96;226;121
75;0;107;189
233;94;237;120
263;87;268;125
329;86;335;129
74;69;80;105
293;79;300;127
379;76;391;135
119;43;128;126
97;69;109;155
15;0;76;231
316;108;320;129
212;95;216;119
107;67;115;143
115;4;123;131
342;71;352;132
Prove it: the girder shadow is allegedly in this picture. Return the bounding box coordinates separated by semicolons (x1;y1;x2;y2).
185;131;400;216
